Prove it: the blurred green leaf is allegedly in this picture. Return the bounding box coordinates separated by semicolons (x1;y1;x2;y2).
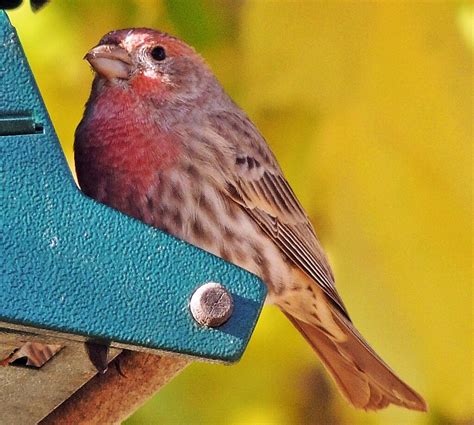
164;0;235;48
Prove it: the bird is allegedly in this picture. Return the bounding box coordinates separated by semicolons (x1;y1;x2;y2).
74;28;427;412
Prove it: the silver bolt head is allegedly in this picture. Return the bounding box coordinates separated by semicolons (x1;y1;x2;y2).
190;282;234;327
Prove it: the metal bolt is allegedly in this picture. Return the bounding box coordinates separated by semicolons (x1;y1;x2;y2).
190;282;234;327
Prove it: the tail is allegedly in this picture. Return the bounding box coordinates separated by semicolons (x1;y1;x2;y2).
283;311;427;411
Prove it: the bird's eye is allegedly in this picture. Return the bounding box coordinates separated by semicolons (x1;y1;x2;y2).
150;46;166;61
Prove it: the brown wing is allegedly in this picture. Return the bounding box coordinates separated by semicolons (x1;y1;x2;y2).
208;111;350;319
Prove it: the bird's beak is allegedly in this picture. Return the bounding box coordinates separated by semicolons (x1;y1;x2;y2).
85;44;132;80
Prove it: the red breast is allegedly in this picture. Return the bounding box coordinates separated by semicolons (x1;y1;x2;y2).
75;83;181;206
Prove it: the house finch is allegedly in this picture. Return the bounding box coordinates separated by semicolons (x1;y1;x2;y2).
75;28;427;411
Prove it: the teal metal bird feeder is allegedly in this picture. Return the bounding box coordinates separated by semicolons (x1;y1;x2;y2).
0;10;266;424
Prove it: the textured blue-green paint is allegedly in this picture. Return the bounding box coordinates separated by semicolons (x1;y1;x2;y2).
0;11;266;362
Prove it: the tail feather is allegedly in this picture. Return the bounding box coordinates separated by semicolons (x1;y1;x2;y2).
283;311;427;411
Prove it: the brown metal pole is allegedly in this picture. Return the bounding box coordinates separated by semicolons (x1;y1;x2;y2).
40;351;191;425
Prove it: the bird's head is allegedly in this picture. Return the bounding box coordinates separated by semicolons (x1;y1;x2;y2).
85;28;213;102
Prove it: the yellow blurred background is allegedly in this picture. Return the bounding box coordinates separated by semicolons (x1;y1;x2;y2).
8;1;472;424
